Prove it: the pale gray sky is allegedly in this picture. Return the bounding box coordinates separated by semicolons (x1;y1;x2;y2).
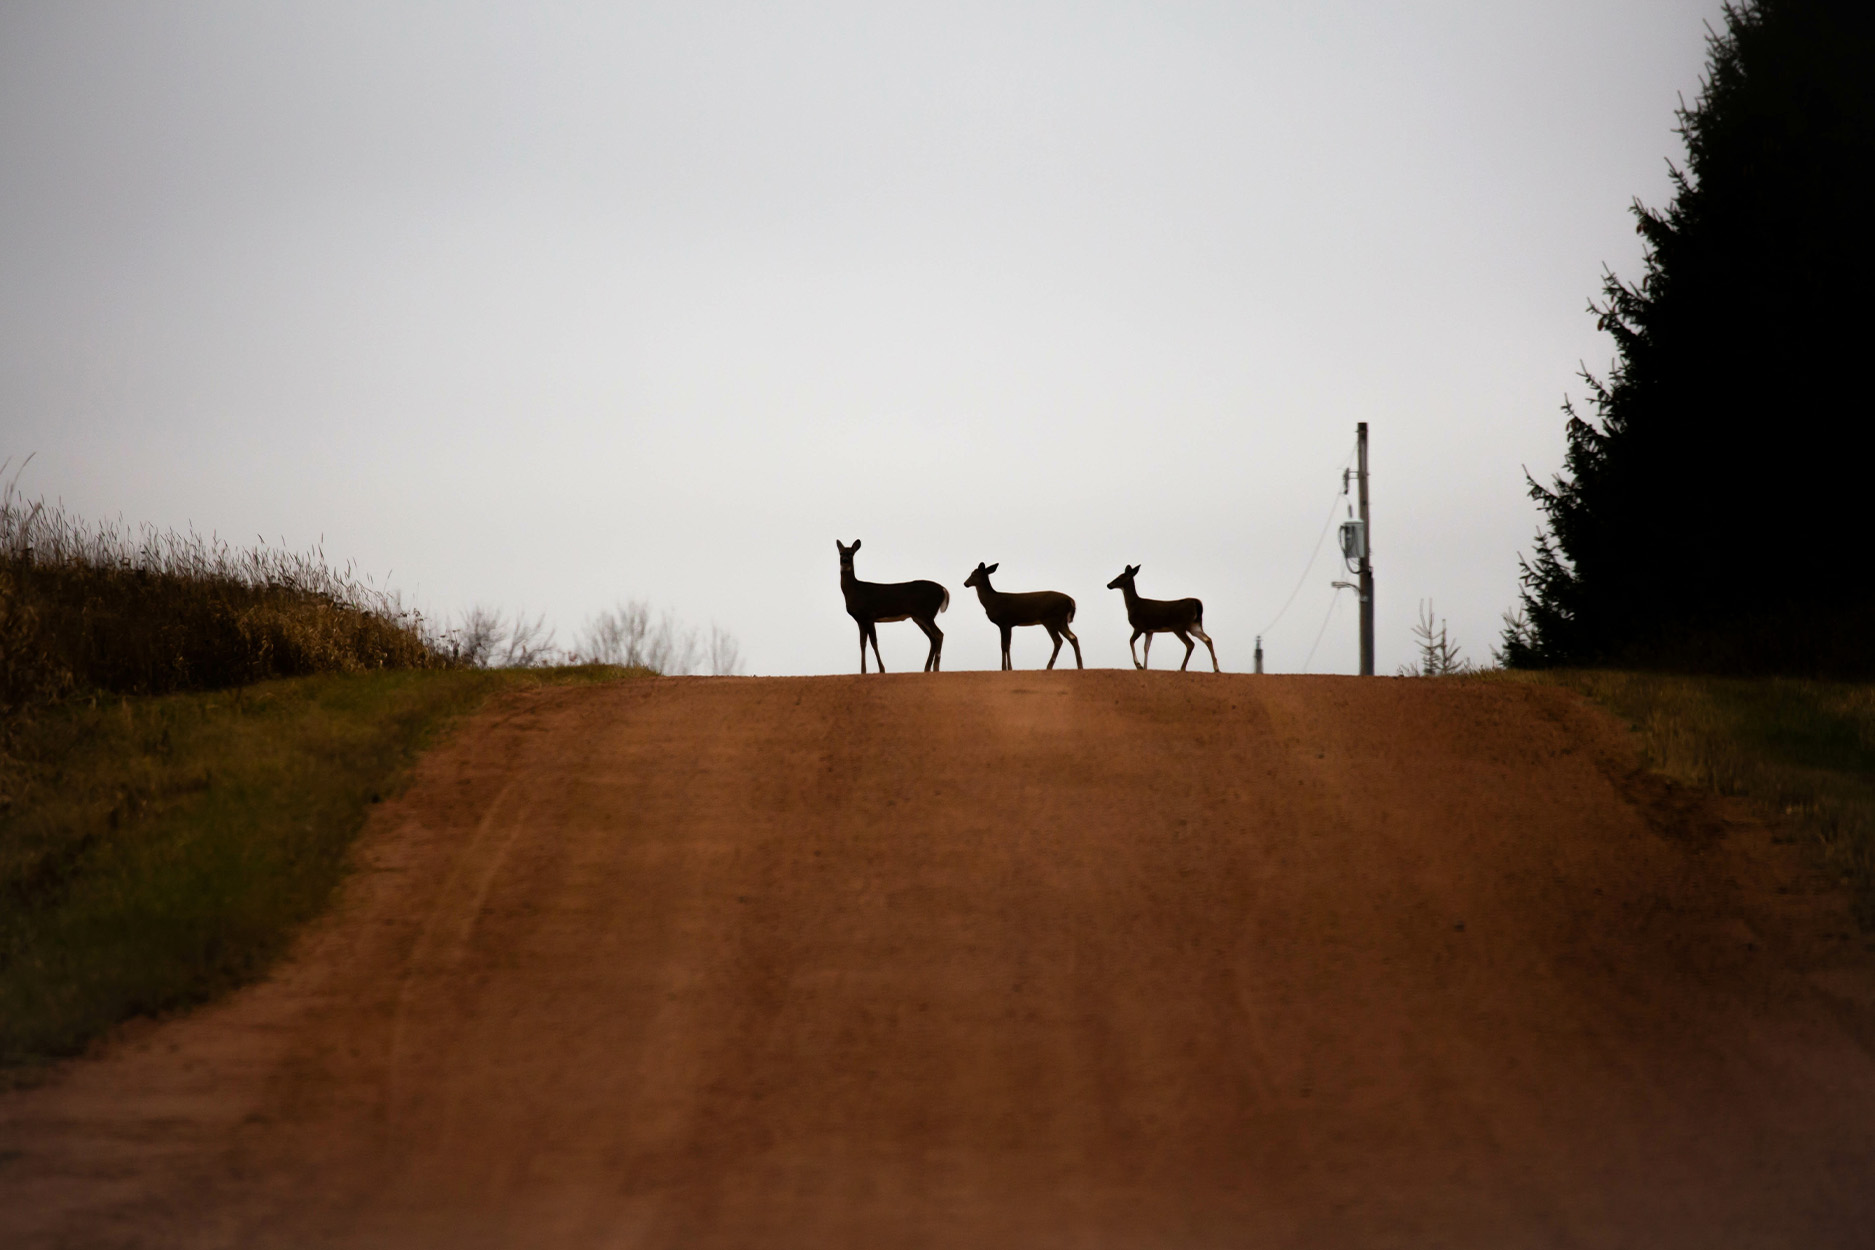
2;1;1724;674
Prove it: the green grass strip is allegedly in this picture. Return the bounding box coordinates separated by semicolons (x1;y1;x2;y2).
0;665;642;1076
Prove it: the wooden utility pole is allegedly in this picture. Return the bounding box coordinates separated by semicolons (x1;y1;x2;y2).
1357;422;1374;676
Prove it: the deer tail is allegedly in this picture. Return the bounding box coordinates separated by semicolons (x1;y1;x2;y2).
938;587;951;614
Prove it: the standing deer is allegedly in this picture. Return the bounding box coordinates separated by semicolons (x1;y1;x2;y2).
963;562;1083;671
1106;564;1219;672
836;540;949;673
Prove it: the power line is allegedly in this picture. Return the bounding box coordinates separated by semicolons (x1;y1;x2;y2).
1300;584;1349;674
1260;441;1358;638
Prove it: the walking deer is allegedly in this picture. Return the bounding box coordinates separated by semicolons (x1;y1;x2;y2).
836;540;949;673
1106;564;1219;672
963;562;1083;671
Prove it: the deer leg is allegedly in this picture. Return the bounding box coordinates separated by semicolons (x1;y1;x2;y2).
916;616;943;672
1062;623;1083;670
868;623;887;673
1142;633;1154;668
1045;626;1064;670
1129;629;1145;670
858;622;870;674
1000;625;1014;671
1192;625;1220;672
1176;630;1196;671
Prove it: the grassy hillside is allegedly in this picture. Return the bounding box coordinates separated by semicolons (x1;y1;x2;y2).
0;485;666;1078
0;666;642;1079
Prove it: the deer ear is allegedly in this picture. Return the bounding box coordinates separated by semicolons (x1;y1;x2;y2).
986;563;999;574
852;539;861;550
1130;564;1140;575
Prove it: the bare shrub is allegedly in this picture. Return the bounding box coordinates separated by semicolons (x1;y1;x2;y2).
575;601;696;672
441;606;505;668
437;608;562;669
498;613;558;668
573;601;653;669
573;601;742;675
1398;600;1475;677
706;624;742;677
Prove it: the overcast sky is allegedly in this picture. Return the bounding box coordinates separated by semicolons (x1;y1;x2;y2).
2;1;1725;674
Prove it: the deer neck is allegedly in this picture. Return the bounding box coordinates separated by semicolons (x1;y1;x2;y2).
972;578;1002;612
1120;580;1142;613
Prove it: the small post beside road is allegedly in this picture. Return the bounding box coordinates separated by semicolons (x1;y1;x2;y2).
1357;422;1374;676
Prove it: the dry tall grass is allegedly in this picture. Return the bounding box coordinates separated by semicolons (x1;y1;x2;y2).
0;471;746;707
1;475;440;717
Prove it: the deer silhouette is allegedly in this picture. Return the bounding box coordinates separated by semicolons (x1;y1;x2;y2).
836;540;949;673
1106;564;1218;671
963;562;1082;671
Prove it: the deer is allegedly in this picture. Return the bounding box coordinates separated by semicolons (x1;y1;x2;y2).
963;562;1083;671
836;539;949;673
1106;564;1219;672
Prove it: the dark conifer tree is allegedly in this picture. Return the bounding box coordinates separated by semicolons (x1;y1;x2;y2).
1507;0;1875;674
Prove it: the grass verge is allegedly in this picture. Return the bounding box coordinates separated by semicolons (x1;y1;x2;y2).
1534;670;1875;926
0;664;644;1080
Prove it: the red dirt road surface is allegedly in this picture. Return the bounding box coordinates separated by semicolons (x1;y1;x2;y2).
5;672;1875;1248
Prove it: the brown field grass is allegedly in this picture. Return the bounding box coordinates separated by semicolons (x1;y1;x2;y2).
1;478;442;718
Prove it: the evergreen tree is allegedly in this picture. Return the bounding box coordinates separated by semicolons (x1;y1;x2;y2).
1507;0;1875;674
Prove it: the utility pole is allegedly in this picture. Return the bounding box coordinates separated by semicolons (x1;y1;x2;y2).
1357;421;1374;676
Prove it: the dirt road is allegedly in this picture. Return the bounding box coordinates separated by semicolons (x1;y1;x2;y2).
5;672;1875;1247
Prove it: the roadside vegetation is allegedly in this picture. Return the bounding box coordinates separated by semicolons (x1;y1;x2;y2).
0;667;644;1079
1491;2;1875;924
446;600;743;675
1;474;443;717
0;482;696;1078
1395;601;1476;678
1506;1;1874;675
1531;671;1875;926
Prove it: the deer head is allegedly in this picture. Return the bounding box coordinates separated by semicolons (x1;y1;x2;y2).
963;562;999;590
1106;564;1141;591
